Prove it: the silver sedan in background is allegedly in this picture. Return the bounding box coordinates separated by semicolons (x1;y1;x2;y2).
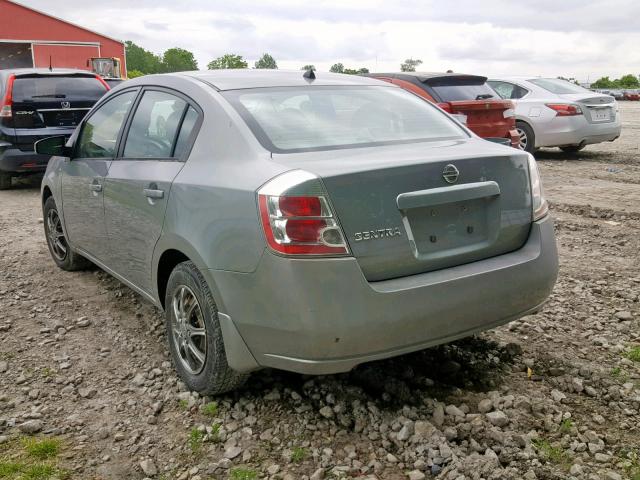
488;76;621;153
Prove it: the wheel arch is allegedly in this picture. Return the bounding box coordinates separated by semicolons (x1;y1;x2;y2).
153;234;222;311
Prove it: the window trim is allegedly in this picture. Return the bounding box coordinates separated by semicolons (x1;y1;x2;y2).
71;87;141;161
116;85;203;162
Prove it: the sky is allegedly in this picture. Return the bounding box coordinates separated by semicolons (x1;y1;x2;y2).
17;0;640;82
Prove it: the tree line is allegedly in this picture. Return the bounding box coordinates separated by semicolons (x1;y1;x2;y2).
590;74;640;89
125;41;426;76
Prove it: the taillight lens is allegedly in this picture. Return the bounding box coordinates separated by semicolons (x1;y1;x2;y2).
258;171;349;256
0;74;15;118
527;154;548;221
546;103;582;116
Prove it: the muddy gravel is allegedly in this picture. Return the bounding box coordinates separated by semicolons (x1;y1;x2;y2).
1;103;639;480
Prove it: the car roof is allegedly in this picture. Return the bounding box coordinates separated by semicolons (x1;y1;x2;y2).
175;69;389;91
369;72;487;83
0;68;97;79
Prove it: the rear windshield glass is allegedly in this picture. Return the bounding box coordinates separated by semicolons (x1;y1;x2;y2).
223;86;466;153
430;82;497;102
528;78;591;95
12;76;107;101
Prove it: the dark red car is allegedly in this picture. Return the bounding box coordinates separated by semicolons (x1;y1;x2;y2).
368;72;519;147
623;90;639;101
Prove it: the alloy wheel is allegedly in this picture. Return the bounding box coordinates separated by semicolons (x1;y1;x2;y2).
517;127;528;150
171;285;207;374
46;209;68;261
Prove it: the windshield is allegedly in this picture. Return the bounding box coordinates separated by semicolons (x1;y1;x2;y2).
223;86;467;153
431;82;496;102
13;76;107;102
528;78;591;95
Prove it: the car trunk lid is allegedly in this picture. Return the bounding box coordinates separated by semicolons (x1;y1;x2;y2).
446;99;515;139
557;93;617;124
272;140;532;281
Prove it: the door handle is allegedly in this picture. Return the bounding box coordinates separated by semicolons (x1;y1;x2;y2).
89;183;102;192
143;188;164;199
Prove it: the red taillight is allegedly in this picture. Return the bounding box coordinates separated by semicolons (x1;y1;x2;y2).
437;102;452;113
545;103;583;116
279;196;321;217
0;74;15;118
95;75;110;91
258;193;349;256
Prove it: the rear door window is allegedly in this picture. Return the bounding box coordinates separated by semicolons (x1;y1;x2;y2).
488;81;529;100
173;106;199;158
123;90;187;158
76;91;137;158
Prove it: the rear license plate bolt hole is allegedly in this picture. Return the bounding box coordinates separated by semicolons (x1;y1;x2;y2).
430;235;437;243
467;226;474;234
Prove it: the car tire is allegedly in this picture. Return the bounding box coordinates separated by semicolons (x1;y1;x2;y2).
560;145;585;153
0;173;12;190
516;121;536;153
43;196;92;271
165;261;248;395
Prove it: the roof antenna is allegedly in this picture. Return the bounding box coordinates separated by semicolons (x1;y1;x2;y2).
49;55;52;71
303;68;315;81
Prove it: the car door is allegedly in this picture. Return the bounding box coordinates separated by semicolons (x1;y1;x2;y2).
61;89;138;261
103;88;201;295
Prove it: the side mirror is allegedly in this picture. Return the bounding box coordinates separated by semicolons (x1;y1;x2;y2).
34;136;70;157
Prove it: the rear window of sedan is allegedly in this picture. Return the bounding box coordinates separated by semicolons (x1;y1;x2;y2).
528;78;592;95
223;86;467;153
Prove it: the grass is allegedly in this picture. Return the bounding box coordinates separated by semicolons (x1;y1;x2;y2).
40;367;54;378
23;438;61;460
290;446;308;463
0;436;67;480
229;468;258;480
559;418;574;434
178;399;189;410
210;423;222;443
188;428;205;453
611;366;630;382
532;438;570;465
202;401;218;417
625;346;640;363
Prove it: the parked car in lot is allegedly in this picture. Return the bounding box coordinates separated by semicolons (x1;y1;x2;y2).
488;77;621;153
623;90;640;101
0;68;109;189
38;70;558;394
368;72;519;147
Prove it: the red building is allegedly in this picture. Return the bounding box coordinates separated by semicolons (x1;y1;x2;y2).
0;0;126;77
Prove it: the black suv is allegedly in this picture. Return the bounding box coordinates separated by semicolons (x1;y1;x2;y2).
0;68;109;189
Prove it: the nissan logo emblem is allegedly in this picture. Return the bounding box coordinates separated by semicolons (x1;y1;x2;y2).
442;164;460;184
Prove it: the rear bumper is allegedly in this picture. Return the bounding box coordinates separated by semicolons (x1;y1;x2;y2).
0;146;50;174
536;115;621;148
211;215;558;374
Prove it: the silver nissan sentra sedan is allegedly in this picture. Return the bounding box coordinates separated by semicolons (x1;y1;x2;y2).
37;70;558;394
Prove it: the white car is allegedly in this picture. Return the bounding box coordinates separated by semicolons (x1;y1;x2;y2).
488;77;621;153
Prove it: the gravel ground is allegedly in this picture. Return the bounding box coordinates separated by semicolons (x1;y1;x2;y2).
1;103;639;480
